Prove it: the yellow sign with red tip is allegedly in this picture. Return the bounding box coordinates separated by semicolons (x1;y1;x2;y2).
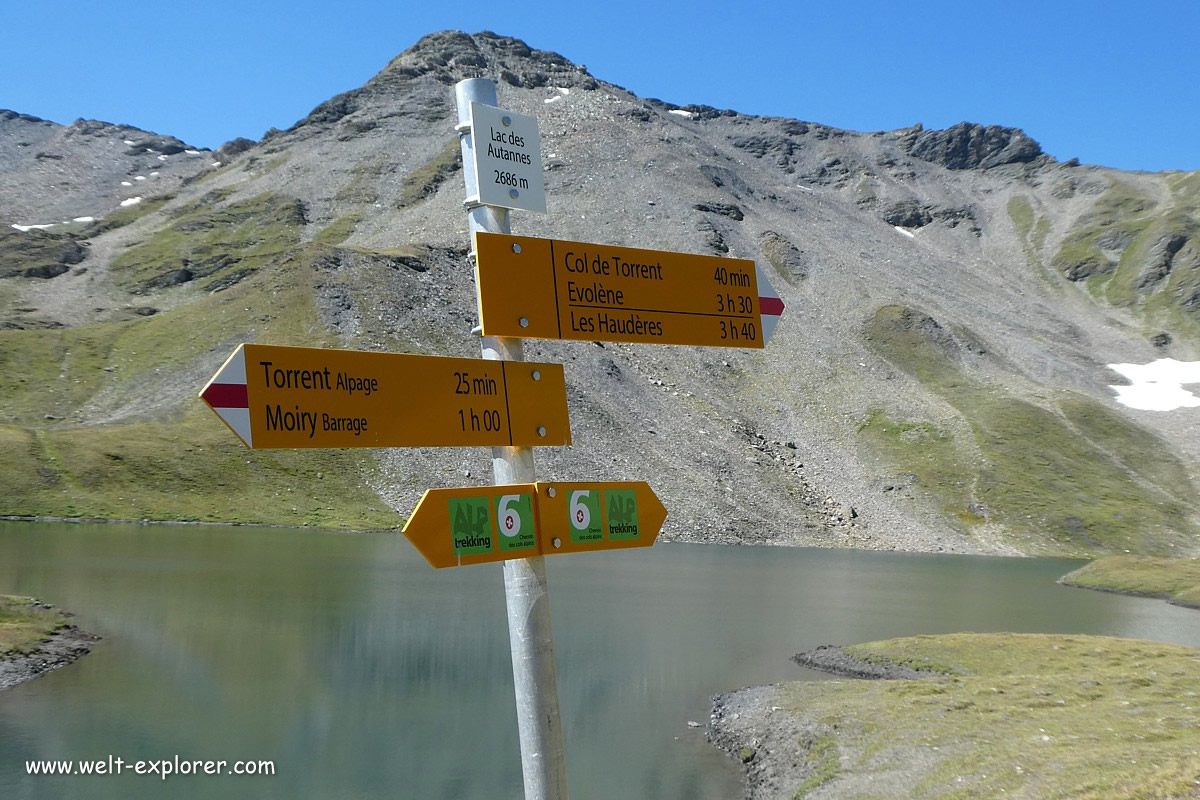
473;232;784;348
199;343;570;449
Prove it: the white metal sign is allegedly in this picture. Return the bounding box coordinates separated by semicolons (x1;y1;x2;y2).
469;102;546;214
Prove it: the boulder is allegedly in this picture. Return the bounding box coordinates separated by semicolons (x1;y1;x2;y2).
880;200;932;228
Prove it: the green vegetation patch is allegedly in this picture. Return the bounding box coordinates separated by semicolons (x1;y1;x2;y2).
166;187;235;220
0;243;331;426
80;194;174;237
0;238;402;530
1057;396;1195;504
0;595;70;658
792;733;839;797
1085;180;1158;227
1008;194;1057;283
1007;195;1034;239
778;633;1200;799
1060;556;1200;608
0;415;400;530
863;305;1198;555
0;227;87;279
396;138;461;211
967;394;1194;555
857;410;983;527
863;304;982;388
337;160;386;206
110;191;304;292
1032;215;1051;252
313;214;360;248
1104;216;1193;308
0;324;124;423
1052;228;1113;281
1052;176;1200;343
1051;181;1157;285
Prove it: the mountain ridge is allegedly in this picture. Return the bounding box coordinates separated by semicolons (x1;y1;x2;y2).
1;30;1197;558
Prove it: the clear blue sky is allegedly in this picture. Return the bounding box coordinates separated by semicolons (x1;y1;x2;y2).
3;0;1196;172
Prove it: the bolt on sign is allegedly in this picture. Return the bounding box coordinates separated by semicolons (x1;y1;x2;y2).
472;232;784;348
468;102;546;214
199;343;570;449
403;481;667;568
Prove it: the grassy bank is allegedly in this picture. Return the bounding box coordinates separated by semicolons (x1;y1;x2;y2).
0;216;407;530
736;633;1200;798
0;595;71;658
1060;556;1200;608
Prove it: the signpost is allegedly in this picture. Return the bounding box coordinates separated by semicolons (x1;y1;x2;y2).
199;343;571;449
403;481;667;568
455;79;568;800
199;76;787;800
474;231;784;348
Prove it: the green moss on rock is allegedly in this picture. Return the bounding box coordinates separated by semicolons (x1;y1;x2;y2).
111;192;305;292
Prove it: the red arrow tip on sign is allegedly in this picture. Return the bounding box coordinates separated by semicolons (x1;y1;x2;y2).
759;296;785;316
756;265;785;345
199;345;253;447
200;382;248;409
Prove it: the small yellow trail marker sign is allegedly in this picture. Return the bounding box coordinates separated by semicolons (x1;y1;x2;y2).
403;481;667;568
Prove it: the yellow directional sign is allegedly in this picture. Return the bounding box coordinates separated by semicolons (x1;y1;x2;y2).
473;232;784;349
403;481;667;568
199;343;571;449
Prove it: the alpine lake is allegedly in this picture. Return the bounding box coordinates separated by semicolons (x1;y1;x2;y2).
2;521;1198;799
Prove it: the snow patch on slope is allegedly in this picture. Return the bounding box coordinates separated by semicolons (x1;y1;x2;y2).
1107;359;1200;411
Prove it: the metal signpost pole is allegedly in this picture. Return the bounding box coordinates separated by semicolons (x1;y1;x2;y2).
454;77;569;800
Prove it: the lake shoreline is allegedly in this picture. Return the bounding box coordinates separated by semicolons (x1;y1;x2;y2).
708;645;938;798
1057;556;1200;611
0;515;399;533
709;635;1200;798
1057;577;1200;610
0;515;1025;558
0;621;100;691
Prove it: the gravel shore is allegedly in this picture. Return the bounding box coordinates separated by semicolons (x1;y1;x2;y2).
0;622;99;691
708;645;943;799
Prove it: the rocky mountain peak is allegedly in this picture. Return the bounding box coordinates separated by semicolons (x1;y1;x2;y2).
381;30;597;89
62;118;199;156
0;109;210;224
0;109;54;126
902;121;1047;170
283;31;599;139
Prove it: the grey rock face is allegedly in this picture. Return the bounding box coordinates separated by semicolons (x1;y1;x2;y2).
904;121;1045;169
215;137;255;160
880;200;933;228
758;231;807;282
0;109;52;125
1062;255;1115;281
285;30;598;140
0;112;208;223
0;228;87;278
1137;231;1189;291
694;202;744;221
